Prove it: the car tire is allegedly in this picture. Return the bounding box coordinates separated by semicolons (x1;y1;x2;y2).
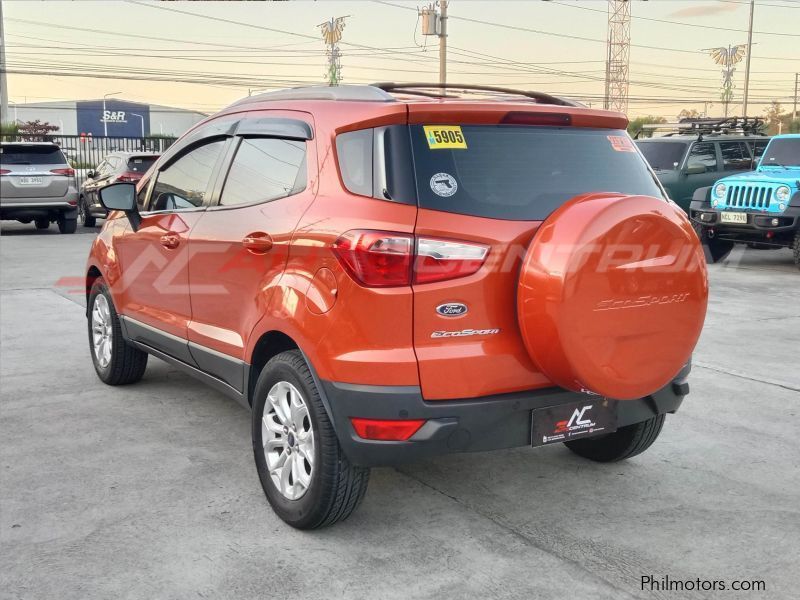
252;350;370;529
79;196;96;227
87;278;148;385
793;230;800;271
692;222;733;264
34;218;49;230
564;414;665;462
57;215;77;234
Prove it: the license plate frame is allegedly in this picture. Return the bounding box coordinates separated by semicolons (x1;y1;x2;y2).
531;399;617;447
720;211;748;224
18;176;44;185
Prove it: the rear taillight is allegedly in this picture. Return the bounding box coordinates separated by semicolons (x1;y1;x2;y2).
332;230;489;287
50;168;75;177
0;169;10;175
350;418;426;441
117;172;140;183
332;230;413;287
414;237;489;284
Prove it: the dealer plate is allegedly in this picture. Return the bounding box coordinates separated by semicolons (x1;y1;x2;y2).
531;399;617;447
720;211;748;224
18;177;43;185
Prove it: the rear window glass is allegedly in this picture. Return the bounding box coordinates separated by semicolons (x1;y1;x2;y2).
412;125;664;221
127;156;157;172
0;145;66;166
761;138;800;167
636;141;688;171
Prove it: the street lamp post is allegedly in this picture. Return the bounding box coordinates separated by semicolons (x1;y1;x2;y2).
102;91;121;137
131;113;145;138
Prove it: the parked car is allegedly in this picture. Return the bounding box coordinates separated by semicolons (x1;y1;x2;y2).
635;119;769;212
85;84;709;529
690;133;800;268
0;142;78;233
79;152;159;227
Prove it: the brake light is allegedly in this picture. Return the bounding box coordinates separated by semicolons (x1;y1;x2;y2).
50;168;75;177
332;230;489;287
332;230;413;287
117;172;140;183
414;237;489;284
501;112;572;126
350;418;426;441
0;169;9;175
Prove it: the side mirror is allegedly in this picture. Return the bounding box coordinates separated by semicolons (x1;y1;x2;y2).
685;163;707;175
99;182;141;231
87;170;96;179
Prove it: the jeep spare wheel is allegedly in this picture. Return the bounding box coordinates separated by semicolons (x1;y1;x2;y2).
518;193;708;400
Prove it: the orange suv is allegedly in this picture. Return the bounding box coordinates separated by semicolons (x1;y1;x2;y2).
85;84;708;529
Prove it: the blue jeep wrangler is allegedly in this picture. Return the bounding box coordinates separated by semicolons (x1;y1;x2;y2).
690;134;800;269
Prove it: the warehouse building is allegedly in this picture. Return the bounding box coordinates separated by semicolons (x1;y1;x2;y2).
6;98;207;137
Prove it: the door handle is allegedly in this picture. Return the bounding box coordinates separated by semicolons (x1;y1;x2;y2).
160;233;180;249
242;232;273;254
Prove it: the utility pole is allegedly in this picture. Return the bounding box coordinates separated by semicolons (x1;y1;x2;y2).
439;1;447;85
0;0;8;126
794;72;798;120
319;16;347;86
742;0;755;116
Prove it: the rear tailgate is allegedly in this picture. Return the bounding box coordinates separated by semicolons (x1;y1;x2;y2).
406;103;663;400
0;145;71;200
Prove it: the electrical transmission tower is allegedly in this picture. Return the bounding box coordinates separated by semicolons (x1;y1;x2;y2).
319;16;348;86
604;0;631;114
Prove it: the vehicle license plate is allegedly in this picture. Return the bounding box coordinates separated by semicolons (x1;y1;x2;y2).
720;212;747;224
18;177;43;185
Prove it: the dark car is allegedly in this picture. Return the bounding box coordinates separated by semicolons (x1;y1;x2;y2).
0;142;79;233
635;118;769;213
79;152;158;227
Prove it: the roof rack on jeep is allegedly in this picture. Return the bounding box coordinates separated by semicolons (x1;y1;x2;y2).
634;116;766;140
371;82;581;107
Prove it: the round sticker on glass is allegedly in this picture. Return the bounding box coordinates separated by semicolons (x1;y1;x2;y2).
430;173;458;197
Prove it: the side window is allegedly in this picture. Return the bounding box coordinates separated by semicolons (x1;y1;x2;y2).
720;141;751;171
219;137;306;206
149;140;225;211
336;129;373;196
687;142;718;171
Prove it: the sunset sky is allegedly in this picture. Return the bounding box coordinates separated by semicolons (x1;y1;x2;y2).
3;0;799;119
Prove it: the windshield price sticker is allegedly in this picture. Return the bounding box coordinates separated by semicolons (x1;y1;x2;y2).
608;135;636;152
424;125;468;150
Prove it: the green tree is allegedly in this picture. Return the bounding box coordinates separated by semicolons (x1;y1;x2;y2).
628;116;667;138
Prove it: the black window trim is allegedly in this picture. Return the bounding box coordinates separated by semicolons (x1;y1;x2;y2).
207;134;310;211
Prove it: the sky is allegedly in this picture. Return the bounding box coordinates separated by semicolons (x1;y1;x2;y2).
3;0;799;119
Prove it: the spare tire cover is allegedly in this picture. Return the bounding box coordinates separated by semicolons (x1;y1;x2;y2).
517;193;708;400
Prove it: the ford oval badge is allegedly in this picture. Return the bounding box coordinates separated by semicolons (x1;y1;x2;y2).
436;302;468;317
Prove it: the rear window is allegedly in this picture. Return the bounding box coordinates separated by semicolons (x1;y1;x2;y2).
412;126;663;221
0;144;66;166
127;156;158;173
636;141;688;171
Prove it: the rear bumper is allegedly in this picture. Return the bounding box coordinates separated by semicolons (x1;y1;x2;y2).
320;362;691;467
1;196;79;220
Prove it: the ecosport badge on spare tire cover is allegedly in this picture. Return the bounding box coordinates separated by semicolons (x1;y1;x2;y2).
517;193;708;400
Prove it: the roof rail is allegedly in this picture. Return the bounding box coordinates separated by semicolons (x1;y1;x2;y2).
229;85;395;108
371;82;581;107
635;116;766;139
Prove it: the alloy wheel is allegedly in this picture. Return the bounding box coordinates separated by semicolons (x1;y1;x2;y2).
91;294;113;368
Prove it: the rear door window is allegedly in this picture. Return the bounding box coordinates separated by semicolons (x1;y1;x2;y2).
410;125;663;221
720;141;751;171
0;145;66;166
219;137;306;206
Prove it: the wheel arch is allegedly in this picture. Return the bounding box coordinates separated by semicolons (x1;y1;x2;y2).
247;330;300;405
